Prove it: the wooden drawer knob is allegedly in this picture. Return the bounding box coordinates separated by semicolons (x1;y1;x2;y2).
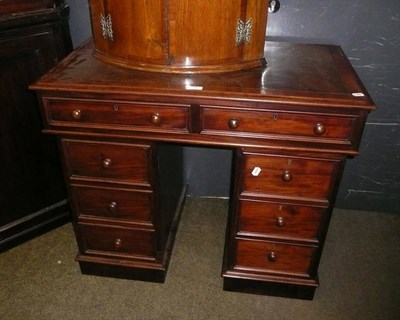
281;170;293;182
151;113;161;125
228;118;239;129
267;251;277;262
108;201;118;211
102;158;112;168
71;109;81;120
314;122;326;136
114;238;122;249
275;216;285;227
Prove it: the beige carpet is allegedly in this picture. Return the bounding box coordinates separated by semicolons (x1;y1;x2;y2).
1;197;399;320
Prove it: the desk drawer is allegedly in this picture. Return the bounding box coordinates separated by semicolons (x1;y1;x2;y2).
45;99;189;132
238;199;325;241
79;223;156;258
235;239;316;276
71;185;153;223
63;139;151;185
242;152;340;200
200;106;357;144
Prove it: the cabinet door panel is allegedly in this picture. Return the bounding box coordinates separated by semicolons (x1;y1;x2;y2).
0;31;64;225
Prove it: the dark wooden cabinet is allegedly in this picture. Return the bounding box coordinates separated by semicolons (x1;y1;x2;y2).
0;1;72;251
0;1;61;15
30;40;375;299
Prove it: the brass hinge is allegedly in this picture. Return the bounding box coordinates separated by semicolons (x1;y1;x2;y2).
100;13;114;41
236;18;252;45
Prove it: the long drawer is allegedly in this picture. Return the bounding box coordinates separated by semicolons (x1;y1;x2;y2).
45;99;190;132
235;238;317;277
200;106;358;145
241;152;340;201
78;223;156;259
71;185;153;223
62;139;151;186
237;199;326;241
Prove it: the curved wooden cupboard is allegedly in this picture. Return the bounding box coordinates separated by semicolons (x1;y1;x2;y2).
88;0;269;73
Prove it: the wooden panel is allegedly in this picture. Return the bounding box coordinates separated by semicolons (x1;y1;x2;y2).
79;223;156;258
168;0;242;65
71;185;153;223
63;139;151;185
242;0;269;60
45;99;189;132
242;152;340;200
235;239;317;276
1;32;60;224
89;0;167;64
238;199;326;241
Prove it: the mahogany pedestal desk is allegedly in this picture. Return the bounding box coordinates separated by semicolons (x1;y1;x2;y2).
31;40;375;300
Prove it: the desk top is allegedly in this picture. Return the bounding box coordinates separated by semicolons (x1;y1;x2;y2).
32;40;374;111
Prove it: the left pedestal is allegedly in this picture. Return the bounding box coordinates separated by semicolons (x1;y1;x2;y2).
62;138;185;282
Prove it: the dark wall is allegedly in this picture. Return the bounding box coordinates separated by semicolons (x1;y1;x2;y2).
67;0;399;213
266;0;400;214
